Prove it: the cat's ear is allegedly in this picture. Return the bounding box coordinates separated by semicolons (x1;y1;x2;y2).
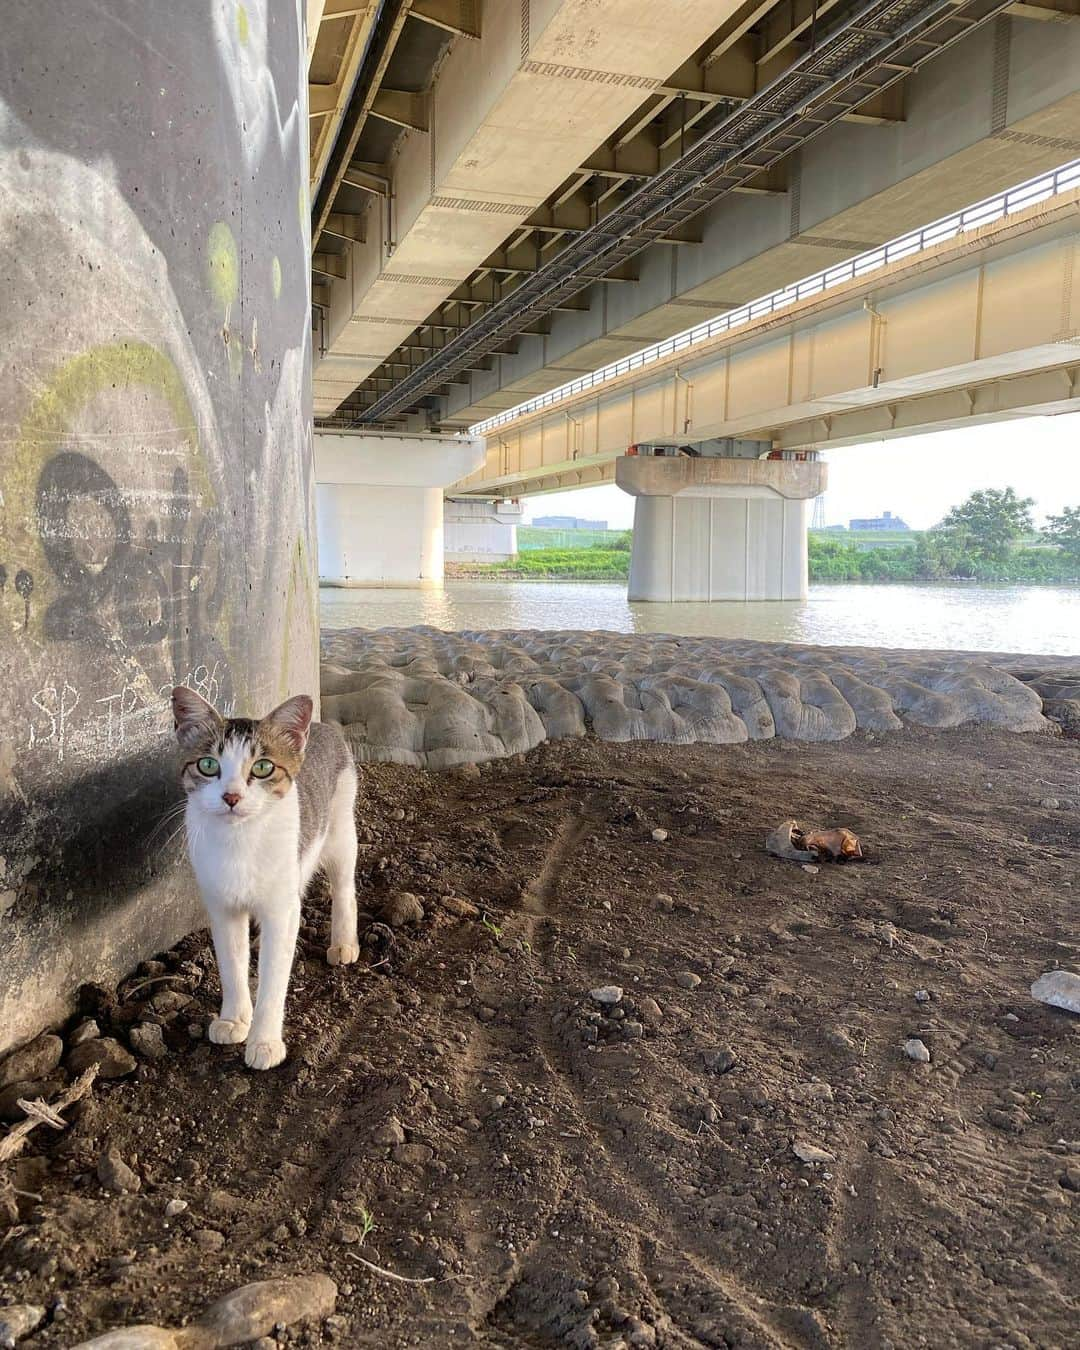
171;686;222;749
260;694;313;755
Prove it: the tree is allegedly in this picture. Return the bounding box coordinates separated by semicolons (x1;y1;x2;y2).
937;488;1034;563
1044;505;1080;560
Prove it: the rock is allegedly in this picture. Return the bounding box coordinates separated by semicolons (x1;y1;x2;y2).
793;1140;836;1165
98;1147;141;1194
68;1037;137;1079
391;1142;434;1166
164;1199;188;1218
914;990;931;1004
0;1304;45;1346
1039;797;1060;809
194;1274;337;1345
791;1081;833;1103
334;1224;361;1245
801;864;820;875
589;986;623;1006
130;1023;167;1061
73;1331;178;1349
654;894;675;912
194;1229;226;1252
440;896;479;918
1031;970;1080;1014
0;1074;67;1123
0;1033;63;1090
1060;1166;1080;1193
615;1104;647;1127
903;1038;931;1063
622;1021;644;1040
650;829;668;843
68;1018;101;1048
381;892;425;928
639;998;664;1025
675;972;701;990
453;762;481;781
373;1116;407;1147
702;1048;737;1074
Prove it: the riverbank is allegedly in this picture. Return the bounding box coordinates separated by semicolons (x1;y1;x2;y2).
3;729;1077;1346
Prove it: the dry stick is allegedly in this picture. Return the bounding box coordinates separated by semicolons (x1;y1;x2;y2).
121;973;190;1002
0;1064;99;1163
344;1251;468;1286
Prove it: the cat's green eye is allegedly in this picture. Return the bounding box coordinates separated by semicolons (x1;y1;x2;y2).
196;756;219;777
250;758;275;779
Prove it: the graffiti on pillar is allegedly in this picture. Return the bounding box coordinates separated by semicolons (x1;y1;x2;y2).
0;0;318;800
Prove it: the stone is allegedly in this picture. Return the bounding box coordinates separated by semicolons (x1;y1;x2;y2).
638;998;664;1025
381;892;425;928
440;895;479;918
675;971;701;990
654;894;675;912
334;1224;361;1245
0;1033;63;1090
589;986;623;1006
373;1116;407;1147
194;1274;337;1345
72;1330;178;1348
791;1081;833;1103
453;762;481;781
98;1147;141;1194
903;1038;931;1063
0;1074;67;1123
622;1021;644;1041
793;1140;836;1165
0;1304;45;1346
194;1229;226;1252
68;1018;101;1047
650;829;669;843
130;1023;167;1061
68;1037;137;1079
1059;1166;1080;1193
1031;970;1080;1014
164;1199;187;1218
914;990;931;1003
149;989;191;1017
1039;797;1060;809
702;1049;737;1074
392;1143;434;1166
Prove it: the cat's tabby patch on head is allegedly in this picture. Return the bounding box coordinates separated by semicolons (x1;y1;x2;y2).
172;686;359;1071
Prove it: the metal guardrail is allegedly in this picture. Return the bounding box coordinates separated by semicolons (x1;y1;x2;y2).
471;156;1080;440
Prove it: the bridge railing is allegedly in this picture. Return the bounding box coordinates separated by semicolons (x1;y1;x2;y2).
471;157;1080;440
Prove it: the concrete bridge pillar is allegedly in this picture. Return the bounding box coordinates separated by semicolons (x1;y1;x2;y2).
616;455;826;602
315;432;483;586
444;498;523;565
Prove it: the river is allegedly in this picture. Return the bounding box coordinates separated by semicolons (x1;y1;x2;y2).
320;580;1080;655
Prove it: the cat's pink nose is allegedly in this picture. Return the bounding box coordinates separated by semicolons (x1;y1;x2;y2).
222;791;241;809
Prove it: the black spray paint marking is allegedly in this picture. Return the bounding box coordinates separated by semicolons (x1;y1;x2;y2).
14;569;33;629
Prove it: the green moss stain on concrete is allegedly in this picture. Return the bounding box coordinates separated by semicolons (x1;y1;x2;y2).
207;221;240;311
236;3;250;45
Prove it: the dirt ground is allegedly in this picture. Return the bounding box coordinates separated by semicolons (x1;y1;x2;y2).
2;728;1079;1349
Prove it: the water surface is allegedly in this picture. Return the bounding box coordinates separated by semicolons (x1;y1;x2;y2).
320;581;1079;656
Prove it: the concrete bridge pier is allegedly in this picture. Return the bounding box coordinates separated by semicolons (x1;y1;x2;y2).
315;431;483;586
616;455;826;603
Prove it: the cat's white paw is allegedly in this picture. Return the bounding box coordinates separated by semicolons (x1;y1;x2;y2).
326;942;360;966
208;1017;250;1045
245;1038;287;1071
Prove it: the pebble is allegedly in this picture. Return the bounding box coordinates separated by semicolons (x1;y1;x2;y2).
0;1074;67;1123
793;1139;836;1164
149;989;191;1017
194;1229;226;1252
381;892;425;928
392;1143;434;1166
589;986;623;1006
164;1199;187;1218
903;1038;931;1063
334;1224;361;1245
702;1048;737;1074
914;990;931;1003
801;864;820;875
650;829;668;843
453;762;481;782
130;1023;167;1061
1060;1166;1080;1193
1031;970;1080;1014
638;998;664;1025
68;1037;137;1079
0;1304;44;1347
791;1081;834;1103
68;1019;101;1048
622;1021;644;1041
0;1033;63;1090
1039;797;1060;809
373;1116;407;1146
675;972;701;990
441;895;479;918
655;893;675;912
98;1147;141;1193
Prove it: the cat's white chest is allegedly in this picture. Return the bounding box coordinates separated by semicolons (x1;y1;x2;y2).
187;797;299;912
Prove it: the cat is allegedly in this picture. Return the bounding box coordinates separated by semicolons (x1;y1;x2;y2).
171;686;359;1070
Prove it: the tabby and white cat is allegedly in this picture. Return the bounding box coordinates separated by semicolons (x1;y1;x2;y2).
171;687;359;1070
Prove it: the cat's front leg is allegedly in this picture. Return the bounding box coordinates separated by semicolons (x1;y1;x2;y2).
245;891;301;1070
207;908;253;1045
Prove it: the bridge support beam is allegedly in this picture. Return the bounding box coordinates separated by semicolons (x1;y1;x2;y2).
314;432;483;586
444;498;523;564
616;456;826;602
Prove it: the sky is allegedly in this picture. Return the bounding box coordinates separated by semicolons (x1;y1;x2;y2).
522;412;1080;531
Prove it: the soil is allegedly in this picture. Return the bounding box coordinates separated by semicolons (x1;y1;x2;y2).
2;728;1078;1349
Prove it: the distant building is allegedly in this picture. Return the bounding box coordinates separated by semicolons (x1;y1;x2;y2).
848;510;910;531
532;514;608;530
